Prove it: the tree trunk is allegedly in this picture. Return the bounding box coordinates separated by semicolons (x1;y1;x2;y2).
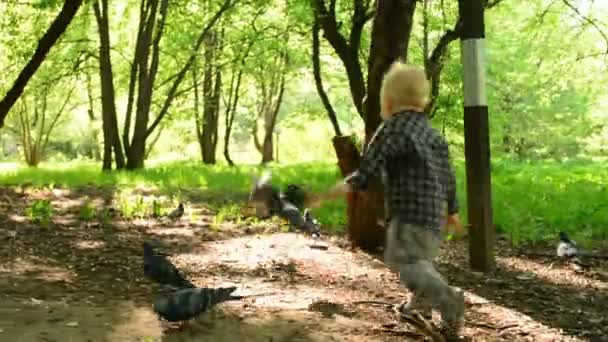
124;0;169;170
253;49;287;165
201;31;222;165
338;0;417;252
85;69;102;161
223;65;244;166
93;0;125;171
120;0;232;170
312;18;342;136
310;0;373;118
261;134;274;163
260;74;285;164
0;0;84;128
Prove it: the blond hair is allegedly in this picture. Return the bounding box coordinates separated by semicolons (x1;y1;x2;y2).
379;62;430;120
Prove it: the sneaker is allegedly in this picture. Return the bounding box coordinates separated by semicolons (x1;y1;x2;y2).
394;299;432;319
440;289;465;341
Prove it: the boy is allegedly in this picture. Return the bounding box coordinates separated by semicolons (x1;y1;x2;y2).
337;61;465;340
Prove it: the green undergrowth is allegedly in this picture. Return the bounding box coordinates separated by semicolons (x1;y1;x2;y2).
0;159;606;246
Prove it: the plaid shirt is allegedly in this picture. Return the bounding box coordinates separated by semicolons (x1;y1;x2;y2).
346;111;459;230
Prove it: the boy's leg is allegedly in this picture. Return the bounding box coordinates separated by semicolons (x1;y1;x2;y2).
384;220;465;339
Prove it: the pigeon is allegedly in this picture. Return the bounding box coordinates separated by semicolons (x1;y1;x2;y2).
557;231;579;258
282;184;307;210
249;171;322;238
153;286;242;323
556;232;589;271
249;171;283;217
143;242;195;290
166;203;185;220
303;208;321;239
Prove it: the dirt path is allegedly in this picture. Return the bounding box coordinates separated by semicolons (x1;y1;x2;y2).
1;186;607;341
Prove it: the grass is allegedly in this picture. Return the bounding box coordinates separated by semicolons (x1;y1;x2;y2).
1;158;606;246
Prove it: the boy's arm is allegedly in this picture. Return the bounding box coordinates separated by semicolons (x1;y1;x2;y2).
345;120;407;191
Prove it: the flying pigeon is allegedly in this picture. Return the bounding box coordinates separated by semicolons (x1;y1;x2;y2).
249;171;283;218
143;241;195;290
282;184;307;210
153;286;242;323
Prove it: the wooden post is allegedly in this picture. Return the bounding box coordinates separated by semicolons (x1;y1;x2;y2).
458;0;495;271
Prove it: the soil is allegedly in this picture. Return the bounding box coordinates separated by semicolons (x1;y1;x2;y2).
0;185;607;342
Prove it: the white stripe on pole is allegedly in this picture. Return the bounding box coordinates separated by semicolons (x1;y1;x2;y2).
461;38;487;107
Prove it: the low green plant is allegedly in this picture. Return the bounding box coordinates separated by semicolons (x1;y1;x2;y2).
79;198;96;221
25;199;54;226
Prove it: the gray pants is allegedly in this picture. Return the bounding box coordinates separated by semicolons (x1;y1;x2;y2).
384;219;464;328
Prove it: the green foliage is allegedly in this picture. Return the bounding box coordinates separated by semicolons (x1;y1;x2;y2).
115;191;147;219
79;198;96;221
3;159;606;247
152;199;162;218
25;198;54;226
212;203;242;228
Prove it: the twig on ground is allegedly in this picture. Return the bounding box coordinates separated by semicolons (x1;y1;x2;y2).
395;310;446;342
232;291;277;299
468;321;496;329
498;323;519;331
351;300;395;307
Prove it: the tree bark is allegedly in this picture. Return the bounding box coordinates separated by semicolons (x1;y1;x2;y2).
84;68;102;161
310;0;373;117
126;0;170;170
0;0;84;128
312;18;342;136
93;0;125;171
253;49;287;165
332;0;415;251
201;31;222;164
223;65;244;166
261;74;285;164
364;0;416;137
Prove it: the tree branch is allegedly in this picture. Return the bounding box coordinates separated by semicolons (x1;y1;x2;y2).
312;18;342;136
145;0;236;138
0;0;84;128
561;0;608;53
425;18;463;117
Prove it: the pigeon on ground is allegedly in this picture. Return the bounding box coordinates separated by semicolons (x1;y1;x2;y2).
557;231;579;258
556;231;589;271
166;203;185;220
153;286;242;323
249;171;322;238
303;208;321;239
143;241;195;290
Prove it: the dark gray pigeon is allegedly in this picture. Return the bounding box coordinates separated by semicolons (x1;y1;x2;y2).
166;203;184;220
143;242;195;289
303;208;321;239
279;201;321;237
153;286;241;323
249;171;321;238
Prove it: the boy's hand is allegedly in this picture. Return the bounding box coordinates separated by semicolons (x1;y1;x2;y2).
306;181;352;208
445;214;465;236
